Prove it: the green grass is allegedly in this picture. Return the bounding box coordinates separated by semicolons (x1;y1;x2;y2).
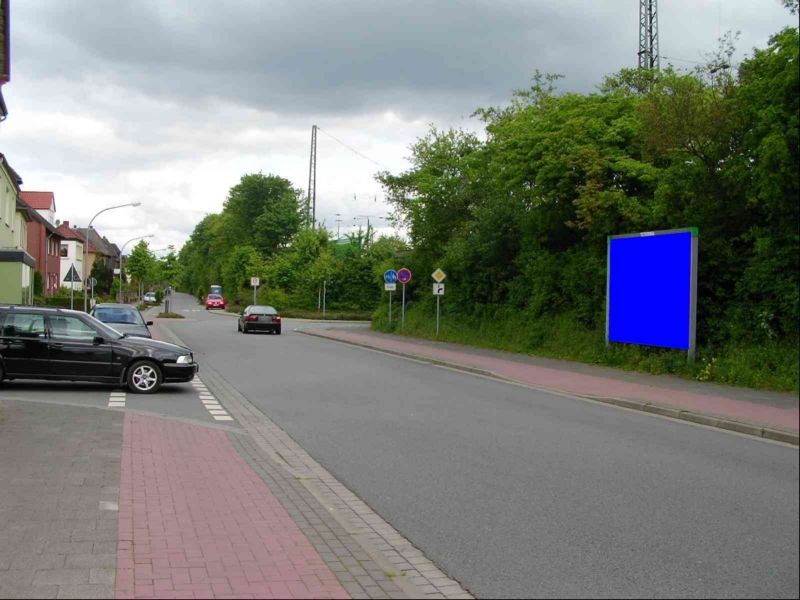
371;303;799;393
157;312;185;319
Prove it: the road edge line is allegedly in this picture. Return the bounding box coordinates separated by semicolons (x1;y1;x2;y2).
298;329;799;447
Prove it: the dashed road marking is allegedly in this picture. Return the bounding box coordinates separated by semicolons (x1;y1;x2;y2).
193;376;234;421
108;391;126;408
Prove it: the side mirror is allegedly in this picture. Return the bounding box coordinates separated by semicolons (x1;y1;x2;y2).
146;321;154;326
93;336;105;345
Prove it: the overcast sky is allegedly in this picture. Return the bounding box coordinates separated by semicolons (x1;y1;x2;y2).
0;0;795;253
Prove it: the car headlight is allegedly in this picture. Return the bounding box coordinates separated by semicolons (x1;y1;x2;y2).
176;355;193;364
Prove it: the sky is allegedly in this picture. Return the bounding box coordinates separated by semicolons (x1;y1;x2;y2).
0;0;796;254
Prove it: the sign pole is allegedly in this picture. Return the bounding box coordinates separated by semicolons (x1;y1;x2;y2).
436;294;440;335
389;292;392;326
401;283;405;331
70;282;74;310
323;279;327;319
253;285;257;305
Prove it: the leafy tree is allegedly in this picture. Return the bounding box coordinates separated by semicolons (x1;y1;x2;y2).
89;260;114;295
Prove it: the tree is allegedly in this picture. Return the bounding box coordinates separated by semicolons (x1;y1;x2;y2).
89;260;114;295
125;241;156;290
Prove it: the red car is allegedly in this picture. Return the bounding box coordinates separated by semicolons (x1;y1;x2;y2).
205;294;226;310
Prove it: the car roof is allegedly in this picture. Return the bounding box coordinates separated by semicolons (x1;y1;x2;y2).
93;303;140;310
0;305;87;316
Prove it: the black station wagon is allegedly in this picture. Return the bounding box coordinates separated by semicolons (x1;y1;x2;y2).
0;306;198;393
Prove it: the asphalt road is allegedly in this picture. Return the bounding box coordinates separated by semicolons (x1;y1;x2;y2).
163;293;799;599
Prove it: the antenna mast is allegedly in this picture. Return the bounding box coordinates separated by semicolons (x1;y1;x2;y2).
307;124;317;228
638;0;660;70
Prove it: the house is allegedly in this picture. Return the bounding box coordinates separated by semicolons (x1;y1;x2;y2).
0;153;35;304
54;221;85;291
75;226;118;275
20;191;64;296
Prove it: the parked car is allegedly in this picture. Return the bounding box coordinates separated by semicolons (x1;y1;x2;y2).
237;305;281;334
90;303;153;338
0;306;198;393
206;294;226;310
143;292;157;303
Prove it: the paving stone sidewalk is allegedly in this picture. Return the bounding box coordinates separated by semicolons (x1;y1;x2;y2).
0;399;122;600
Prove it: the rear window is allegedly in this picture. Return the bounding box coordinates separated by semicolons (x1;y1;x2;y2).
94;307;144;325
208;294;222;300
1;312;46;338
250;306;277;315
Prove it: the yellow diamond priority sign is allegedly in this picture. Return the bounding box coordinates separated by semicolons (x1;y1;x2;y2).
431;268;446;283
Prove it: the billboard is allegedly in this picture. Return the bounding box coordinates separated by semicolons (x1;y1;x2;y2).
606;228;698;359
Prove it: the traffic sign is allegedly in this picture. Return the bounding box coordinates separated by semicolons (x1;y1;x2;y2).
384;269;398;284
88;277;98;287
397;267;412;284
64;264;81;283
433;283;445;295
431;268;446;283
385;283;397;292
250;277;260;287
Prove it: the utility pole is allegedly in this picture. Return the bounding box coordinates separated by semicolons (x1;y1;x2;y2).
638;0;660;70
307;125;317;229
335;213;342;240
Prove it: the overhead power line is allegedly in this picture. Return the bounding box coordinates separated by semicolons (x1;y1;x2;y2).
316;127;389;171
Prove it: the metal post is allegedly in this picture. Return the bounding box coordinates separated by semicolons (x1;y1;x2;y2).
91;279;95;307
318;287;321;310
436;295;440;335
388;292;392;326
253;285;257;305
401;284;406;331
119;255;123;303
322;279;327;319
70;281;74;310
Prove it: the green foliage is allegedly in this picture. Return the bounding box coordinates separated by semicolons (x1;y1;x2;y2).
33;271;44;297
374;23;799;391
89;260;114;295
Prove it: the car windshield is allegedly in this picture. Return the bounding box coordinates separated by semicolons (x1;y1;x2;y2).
94;307;145;325
83;313;125;340
250;306;277;315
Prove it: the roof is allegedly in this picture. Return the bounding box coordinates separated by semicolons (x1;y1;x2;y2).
19;191;55;212
0;152;22;190
75;227;115;257
18;195;63;235
55;222;85;243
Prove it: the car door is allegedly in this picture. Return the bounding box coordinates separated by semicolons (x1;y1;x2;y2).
46;314;113;379
0;311;50;376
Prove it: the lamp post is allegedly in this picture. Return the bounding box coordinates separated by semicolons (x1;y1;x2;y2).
118;234;153;303
82;202;141;311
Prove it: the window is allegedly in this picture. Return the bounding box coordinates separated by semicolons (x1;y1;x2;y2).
60;244;68;257
1;312;46;339
49;315;99;342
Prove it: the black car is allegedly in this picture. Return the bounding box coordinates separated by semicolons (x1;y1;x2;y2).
0;306;198;394
237;305;282;334
90;303;153;338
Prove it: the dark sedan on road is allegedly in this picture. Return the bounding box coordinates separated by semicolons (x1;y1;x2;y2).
238;305;281;334
90;303;153;338
0;306;198;394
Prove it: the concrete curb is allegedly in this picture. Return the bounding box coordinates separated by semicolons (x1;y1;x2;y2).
299;329;800;446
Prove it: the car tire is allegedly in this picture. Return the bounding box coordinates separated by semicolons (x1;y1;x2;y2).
127;360;163;394
237;321;241;332
0;361;4;383
242;325;249;334
276;328;281;335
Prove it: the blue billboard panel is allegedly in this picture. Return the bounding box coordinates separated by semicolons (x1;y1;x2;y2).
607;229;697;353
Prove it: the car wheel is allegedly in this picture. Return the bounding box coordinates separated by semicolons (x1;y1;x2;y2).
0;361;5;383
237;321;241;332
127;360;163;394
242;325;249;334
276;328;282;335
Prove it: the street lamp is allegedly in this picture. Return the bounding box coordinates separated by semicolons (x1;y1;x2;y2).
118;234;154;303
82;202;142;311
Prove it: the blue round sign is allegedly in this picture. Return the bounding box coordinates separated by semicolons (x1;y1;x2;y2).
384;269;398;284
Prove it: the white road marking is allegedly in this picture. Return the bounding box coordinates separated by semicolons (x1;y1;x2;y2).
108;392;126;408
192;376;234;422
213;416;234;421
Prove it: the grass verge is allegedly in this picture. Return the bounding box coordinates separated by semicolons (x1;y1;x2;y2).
157;312;185;319
371;303;799;393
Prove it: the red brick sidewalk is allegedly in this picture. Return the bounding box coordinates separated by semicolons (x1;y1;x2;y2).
303;329;799;434
116;413;349;599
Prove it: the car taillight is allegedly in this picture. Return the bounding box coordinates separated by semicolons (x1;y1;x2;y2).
274;316;281;321
246;315;259;321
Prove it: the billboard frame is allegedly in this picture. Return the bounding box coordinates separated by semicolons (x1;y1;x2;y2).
606;227;698;361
